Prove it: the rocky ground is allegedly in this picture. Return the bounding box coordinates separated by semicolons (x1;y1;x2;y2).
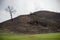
0;10;60;34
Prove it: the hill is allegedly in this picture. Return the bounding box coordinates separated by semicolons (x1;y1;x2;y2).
0;10;60;34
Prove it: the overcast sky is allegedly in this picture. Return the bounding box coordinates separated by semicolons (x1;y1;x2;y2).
0;0;60;23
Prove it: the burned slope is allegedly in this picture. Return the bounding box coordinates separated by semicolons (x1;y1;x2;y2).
0;11;60;34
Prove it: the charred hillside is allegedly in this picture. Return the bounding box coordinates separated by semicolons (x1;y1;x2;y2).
0;11;60;34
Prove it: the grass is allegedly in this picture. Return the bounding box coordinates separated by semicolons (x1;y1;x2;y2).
0;32;60;40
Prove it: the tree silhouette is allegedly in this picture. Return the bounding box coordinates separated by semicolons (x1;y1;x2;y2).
5;6;16;21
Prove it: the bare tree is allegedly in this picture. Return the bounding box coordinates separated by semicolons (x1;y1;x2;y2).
5;6;16;21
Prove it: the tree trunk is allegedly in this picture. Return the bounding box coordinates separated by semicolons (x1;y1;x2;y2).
10;11;13;21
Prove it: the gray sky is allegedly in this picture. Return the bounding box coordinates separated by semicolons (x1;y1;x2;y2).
0;0;60;23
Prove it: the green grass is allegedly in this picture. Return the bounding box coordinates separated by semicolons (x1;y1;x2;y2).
0;33;60;40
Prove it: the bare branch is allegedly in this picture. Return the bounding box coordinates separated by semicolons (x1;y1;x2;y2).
5;6;16;21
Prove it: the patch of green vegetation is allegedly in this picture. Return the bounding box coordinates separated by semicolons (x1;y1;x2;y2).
0;33;60;40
